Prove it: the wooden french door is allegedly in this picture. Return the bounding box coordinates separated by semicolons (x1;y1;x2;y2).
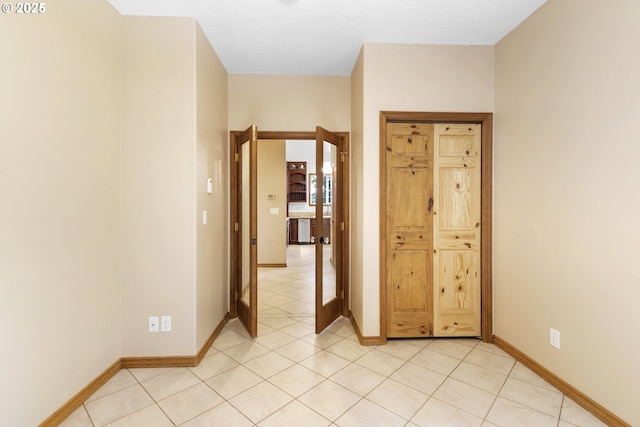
234;125;258;338
231;128;349;337
315;127;345;334
384;121;482;338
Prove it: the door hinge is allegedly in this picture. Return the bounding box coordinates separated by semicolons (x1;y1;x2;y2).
340;290;345;299
234;222;239;231
341;222;344;231
341;151;348;162
234;152;239;162
235;290;238;301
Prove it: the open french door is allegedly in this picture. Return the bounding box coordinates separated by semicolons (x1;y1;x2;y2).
231;126;347;337
315;127;345;333
235;125;258;337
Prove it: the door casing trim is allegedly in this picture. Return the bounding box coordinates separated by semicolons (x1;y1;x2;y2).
379;111;493;343
229;130;351;324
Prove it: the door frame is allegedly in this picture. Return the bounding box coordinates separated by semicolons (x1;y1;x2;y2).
379;111;493;343
230;131;351;323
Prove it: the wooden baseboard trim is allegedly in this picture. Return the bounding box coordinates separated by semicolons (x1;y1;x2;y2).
120;355;197;368
257;263;287;268
41;314;230;426
349;311;385;346
122;313;230;369
39;359;121;427
493;335;630;427
195;313;228;365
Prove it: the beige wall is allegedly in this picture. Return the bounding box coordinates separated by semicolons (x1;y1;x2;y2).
257;140;287;265
0;2;123;425
121;16;197;356
349;50;365;333
228;75;351;131
494;1;640;424
352;43;495;336
121;17;229;357
0;7;229;423
195;24;230;350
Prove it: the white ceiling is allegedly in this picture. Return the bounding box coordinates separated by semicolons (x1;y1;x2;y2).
107;0;547;76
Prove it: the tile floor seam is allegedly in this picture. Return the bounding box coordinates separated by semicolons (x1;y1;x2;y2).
103;401;160;427
150;402;176;427
494;393;565;424
411;394;436;425
479;350;518;426
557;394;566;427
295;394;355;424
407;341;508;425
325;384;367;423
81;403;96;427
362;395;413;424
432;364;496;421
128;367;182;426
138;373;176;426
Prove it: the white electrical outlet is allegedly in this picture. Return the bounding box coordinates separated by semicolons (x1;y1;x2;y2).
148;316;159;333
161;316;172;332
550;328;560;349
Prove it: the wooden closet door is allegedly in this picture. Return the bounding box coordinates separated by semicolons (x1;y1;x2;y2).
386;123;435;337
433;124;481;336
385;122;482;338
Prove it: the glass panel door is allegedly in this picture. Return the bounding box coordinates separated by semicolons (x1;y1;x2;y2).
237;125;258;337
315;127;343;333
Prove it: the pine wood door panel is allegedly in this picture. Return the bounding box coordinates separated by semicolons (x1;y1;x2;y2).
386;123;434;337
433;124;481;336
391;250;429;312
435;248;479;335
390;168;430;229
438;132;477;157
391;134;430;157
439;167;479;230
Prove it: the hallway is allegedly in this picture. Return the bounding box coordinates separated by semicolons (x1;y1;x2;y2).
60;246;605;426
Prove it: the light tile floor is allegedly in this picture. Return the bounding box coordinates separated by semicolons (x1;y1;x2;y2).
61;245;607;427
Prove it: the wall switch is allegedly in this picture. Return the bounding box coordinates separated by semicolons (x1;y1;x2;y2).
550;328;560;349
270;207;279;215
207;178;213;194
148;316;159;333
161;316;172;332
203;210;207;225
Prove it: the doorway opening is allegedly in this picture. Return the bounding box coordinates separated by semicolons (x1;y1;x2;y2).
230;130;350;337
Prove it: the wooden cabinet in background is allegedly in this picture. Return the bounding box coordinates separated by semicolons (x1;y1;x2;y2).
287;161;307;202
288;218;298;244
